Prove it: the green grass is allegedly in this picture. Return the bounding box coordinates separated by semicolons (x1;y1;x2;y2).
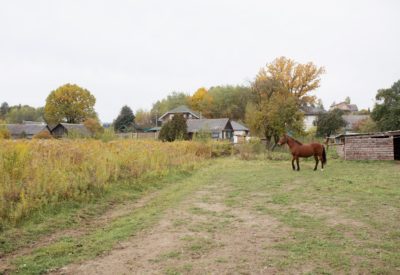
2;155;400;274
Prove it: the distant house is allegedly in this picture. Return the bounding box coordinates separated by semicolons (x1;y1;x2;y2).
50;123;91;138
5;124;50;139
158;105;200;125
187;118;233;140
330;102;358;113
302;106;325;130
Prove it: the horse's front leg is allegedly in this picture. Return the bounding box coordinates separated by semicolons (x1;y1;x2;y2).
296;157;300;171
291;156;296;171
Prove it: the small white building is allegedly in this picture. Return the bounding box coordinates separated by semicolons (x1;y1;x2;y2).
302;106;325;131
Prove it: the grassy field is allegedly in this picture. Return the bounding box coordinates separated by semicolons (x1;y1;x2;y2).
1;153;399;274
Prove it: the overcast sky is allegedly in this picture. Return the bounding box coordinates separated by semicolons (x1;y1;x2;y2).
1;0;399;122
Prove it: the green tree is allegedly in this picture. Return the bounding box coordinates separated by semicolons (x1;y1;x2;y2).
114;106;136;133
151;92;190;119
6;105;43;123
44;84;97;124
207;85;252;121
135;109;153;129
0;102;9;119
371;80;400;131
315;109;347;137
159;114;188;142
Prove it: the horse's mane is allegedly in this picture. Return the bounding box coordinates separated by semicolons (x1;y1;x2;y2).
287;136;303;145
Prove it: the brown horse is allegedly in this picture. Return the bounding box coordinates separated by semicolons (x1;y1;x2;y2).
277;134;326;171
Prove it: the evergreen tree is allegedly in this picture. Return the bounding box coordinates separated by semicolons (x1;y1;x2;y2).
159;114;188;141
114;106;136;133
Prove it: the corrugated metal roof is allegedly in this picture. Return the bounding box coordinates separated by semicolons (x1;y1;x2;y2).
186;118;231;133
58;123;92;136
231;121;249;131
4;124;48;136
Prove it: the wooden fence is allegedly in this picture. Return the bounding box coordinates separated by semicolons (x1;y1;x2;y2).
116;132;159;140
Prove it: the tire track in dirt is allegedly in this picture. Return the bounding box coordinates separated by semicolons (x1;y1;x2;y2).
55;181;289;274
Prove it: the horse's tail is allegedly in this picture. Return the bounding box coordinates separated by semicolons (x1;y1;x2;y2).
322;145;327;165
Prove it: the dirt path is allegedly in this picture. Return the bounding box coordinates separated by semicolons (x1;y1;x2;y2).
55;181;288;274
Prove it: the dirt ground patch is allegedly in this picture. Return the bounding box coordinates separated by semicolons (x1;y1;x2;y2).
55;183;289;274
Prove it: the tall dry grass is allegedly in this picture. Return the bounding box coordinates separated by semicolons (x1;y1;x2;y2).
0;139;227;226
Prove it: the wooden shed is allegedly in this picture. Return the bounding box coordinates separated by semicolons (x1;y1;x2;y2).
335;131;400;160
50;123;91;138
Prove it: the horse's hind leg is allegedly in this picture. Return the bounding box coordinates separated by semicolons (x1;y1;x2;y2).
319;155;324;170
296;157;300;171
314;156;319;171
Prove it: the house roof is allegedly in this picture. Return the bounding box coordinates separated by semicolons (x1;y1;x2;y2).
342;115;369;130
4;124;48;136
186;118;232;133
159;105;200;120
54;123;92;136
231;121;249;131
301;106;325;115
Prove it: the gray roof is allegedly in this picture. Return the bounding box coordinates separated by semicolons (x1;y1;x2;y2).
231;121;249;131
301;106;325;115
159;105;200;120
186;118;232;133
56;123;92;136
343;115;369;130
5;124;48;136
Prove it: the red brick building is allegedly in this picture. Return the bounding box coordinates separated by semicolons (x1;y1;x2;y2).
335;131;400;160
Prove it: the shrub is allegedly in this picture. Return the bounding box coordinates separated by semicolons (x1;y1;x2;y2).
0;125;10;139
159;114;188;142
33;130;53;139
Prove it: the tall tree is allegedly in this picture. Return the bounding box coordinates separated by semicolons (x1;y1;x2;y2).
44;84;97;124
188;87;213;117
114;106;136;133
151;92;190;118
207;85;252;121
265;56;325;106
245;57;324;145
315;109;347;137
371;80;400;131
135;109;153;129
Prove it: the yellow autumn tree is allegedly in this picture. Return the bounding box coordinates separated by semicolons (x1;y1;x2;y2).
188;87;213;117
265;56;325;105
246;57;324;146
44;84;97;124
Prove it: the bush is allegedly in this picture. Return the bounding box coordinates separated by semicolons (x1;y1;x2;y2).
33;130;53;139
0;125;10;139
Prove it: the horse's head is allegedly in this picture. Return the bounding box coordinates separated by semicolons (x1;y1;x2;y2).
277;134;288;146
